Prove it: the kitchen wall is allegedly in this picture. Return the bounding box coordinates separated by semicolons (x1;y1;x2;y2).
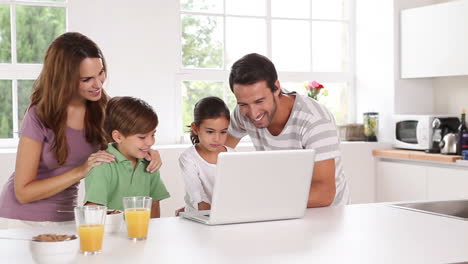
396;0;467;116
354;0;436;143
433;76;468;114
76;0;467;144
355;0;395;143
430;0;468;115
355;0;467;143
68;0;180;144
393;0;437;116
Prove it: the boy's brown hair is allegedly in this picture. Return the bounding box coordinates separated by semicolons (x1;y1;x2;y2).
105;97;158;141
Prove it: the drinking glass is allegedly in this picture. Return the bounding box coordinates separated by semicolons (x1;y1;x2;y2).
74;205;107;255
123;196;152;241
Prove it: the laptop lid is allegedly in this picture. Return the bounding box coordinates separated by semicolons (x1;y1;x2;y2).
208;149;316;225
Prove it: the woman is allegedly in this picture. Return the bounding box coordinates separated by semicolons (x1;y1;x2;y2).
0;32;161;227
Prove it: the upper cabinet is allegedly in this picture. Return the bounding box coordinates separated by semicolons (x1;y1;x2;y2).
400;0;468;78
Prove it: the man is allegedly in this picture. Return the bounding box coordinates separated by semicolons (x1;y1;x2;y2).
225;53;349;207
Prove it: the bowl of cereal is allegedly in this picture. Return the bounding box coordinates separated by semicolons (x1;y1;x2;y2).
105;209;123;233
30;234;79;264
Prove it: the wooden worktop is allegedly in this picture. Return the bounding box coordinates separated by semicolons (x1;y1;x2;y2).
372;149;462;163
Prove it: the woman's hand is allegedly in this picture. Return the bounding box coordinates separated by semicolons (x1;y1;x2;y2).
79;150;115;177
145;149;162;173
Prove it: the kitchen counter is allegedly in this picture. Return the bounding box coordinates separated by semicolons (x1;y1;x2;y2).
1;203;468;263
373;149;464;165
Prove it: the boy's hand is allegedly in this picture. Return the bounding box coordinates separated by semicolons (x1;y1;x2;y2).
145;149;162;173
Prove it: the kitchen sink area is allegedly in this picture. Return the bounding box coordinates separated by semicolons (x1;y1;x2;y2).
392;200;468;220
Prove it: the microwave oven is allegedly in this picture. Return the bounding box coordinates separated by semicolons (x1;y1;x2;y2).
393;114;458;150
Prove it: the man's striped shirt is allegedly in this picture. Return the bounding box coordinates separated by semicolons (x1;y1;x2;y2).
228;92;349;206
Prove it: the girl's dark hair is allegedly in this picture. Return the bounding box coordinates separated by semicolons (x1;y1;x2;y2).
190;96;230;145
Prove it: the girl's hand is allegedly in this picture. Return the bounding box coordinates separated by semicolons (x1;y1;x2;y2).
80;150;115;177
145;149;162;173
175;207;185;216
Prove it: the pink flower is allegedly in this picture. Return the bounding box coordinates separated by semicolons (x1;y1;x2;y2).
304;80;327;101
306;81;324;90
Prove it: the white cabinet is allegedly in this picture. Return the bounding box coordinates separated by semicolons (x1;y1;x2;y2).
427;167;468;200
376;161;426;202
400;0;468;78
376;159;468;202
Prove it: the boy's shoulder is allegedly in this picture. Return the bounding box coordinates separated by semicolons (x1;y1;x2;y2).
87;162;114;179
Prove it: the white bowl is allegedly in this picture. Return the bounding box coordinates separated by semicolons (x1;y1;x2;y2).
105;210;124;233
30;236;79;264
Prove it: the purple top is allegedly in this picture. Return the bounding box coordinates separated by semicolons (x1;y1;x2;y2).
0;106;97;221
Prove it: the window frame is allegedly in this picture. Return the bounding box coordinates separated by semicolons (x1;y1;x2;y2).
0;0;68;148
176;0;356;143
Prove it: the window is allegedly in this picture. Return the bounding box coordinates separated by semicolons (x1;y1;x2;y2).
178;0;354;139
0;0;67;146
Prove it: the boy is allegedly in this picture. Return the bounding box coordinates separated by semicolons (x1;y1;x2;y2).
84;96;170;218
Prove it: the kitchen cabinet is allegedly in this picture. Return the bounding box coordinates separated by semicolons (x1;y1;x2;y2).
376;160;426;202
376;159;468;202
400;0;468;78
427;167;468;200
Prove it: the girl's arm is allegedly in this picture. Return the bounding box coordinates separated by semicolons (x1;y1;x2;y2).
14;136;114;204
179;153;211;209
175;201;211;216
150;201;160;218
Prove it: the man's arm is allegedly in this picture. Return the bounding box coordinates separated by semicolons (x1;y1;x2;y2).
225;134;241;148
307;159;336;208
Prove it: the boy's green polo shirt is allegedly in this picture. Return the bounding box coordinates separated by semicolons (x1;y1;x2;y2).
84;143;170;211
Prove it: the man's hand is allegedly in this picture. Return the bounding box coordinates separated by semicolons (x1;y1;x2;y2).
225;134;241;149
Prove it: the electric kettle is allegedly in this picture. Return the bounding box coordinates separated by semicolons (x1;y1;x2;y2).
439;133;457;155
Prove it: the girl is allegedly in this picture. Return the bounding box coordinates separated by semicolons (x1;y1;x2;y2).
0;32;161;228
178;96;234;213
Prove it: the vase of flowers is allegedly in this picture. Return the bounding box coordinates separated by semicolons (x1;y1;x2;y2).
304;80;328;100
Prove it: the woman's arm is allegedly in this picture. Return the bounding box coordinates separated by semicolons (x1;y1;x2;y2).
150;201;160;218
14;136;114;204
145;149;162;173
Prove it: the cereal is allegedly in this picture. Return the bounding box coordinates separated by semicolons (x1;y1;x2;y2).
33;234;77;242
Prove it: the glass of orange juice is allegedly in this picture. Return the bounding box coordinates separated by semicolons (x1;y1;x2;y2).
74;205;107;255
123;196;152;241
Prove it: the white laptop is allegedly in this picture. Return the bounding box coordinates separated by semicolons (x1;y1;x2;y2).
180;149;316;225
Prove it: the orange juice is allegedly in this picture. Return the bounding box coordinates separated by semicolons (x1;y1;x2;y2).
125;208;150;238
78;224;104;252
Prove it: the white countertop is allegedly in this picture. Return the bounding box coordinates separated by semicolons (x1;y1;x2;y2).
1;203;468;264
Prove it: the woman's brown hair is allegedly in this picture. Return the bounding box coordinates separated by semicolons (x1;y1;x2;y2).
30;32;109;165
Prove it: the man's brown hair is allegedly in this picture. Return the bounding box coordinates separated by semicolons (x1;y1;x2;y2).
105;97;158;141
